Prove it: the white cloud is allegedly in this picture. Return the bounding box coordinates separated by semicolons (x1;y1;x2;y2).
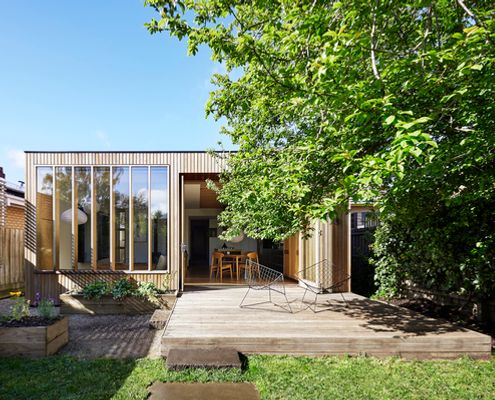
94;130;111;148
7;149;25;169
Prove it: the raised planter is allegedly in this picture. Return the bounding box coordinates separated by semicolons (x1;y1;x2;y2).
60;292;177;315
0;317;69;357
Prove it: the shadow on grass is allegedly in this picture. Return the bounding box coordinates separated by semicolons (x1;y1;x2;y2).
0;356;137;400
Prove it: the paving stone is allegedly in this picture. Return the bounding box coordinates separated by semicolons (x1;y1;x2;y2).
149;309;169;330
166;347;241;369
148;382;260;400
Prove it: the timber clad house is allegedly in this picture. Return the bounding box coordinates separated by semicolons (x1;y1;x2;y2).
24;151;351;301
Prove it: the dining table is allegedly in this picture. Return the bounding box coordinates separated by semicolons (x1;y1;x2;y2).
221;253;247;280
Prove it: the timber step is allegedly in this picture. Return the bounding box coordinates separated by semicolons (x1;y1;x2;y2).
148;382;259;400
166;347;242;370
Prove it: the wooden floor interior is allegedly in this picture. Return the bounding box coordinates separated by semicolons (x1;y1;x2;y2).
162;286;492;360
185;264;247;285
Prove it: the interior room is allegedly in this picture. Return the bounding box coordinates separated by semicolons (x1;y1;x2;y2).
182;174;262;284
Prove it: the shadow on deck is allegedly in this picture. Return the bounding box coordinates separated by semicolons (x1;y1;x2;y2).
162;287;492;360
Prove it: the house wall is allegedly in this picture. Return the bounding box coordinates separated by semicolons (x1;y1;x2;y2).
24;152;226;300
24;151;351;299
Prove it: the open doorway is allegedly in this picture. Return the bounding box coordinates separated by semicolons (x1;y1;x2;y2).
189;218;209;266
181;173;259;286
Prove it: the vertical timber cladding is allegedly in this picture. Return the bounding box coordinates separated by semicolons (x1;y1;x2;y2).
332;211;351;292
25;152;225;295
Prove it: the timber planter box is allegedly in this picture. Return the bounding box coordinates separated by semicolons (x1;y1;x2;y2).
0;317;69;357
60;292;177;315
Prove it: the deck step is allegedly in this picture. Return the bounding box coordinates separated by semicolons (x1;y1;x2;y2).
165;347;242;369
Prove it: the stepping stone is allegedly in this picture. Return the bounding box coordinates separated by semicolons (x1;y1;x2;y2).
166;347;241;370
148;382;260;400
149;309;169;330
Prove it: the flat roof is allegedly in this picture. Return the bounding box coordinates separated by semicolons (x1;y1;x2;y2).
24;150;235;154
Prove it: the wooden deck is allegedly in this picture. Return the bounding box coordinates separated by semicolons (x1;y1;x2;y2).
162;286;492;360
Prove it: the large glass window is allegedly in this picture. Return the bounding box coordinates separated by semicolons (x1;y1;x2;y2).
55;167;73;270
132;167;148;270
36;164;169;272
36;167;53;270
95;167;110;270
150;167;168;270
75;167;92;270
113;167;129;270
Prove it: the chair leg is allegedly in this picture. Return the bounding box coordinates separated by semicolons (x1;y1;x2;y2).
240;287;251;308
301;288;309;310
340;292;348;306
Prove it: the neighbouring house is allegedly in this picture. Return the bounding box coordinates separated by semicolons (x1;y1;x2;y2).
24;151;351;301
0;167;25;230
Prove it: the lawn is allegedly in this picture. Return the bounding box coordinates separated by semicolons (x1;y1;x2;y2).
1;355;494;399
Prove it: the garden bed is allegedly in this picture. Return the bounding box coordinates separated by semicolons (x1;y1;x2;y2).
0;316;68;357
60;292;177;315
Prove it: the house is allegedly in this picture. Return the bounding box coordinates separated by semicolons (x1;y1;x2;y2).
23;151;350;301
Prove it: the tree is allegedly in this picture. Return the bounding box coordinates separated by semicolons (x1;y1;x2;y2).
145;1;495;298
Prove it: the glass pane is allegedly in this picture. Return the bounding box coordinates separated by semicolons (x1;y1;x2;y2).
36;167;53;270
132;167;148;270
75;167;92;270
95;167;111;270
55;167;72;270
150;167;168;270
113;167;129;270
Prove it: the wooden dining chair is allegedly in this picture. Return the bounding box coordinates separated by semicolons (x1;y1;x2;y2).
209;252;233;282
238;251;258;279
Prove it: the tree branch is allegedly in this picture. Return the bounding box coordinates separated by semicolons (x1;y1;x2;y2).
370;1;381;81
456;0;493;44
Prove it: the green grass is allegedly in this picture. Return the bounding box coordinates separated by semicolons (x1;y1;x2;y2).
1;355;494;399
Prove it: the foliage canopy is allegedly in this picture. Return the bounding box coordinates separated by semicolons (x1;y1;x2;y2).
146;1;495;298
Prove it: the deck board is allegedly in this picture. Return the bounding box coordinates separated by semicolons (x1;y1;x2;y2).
161;287;492;359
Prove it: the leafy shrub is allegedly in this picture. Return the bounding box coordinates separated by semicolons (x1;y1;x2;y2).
37;298;56;319
82;281;110;300
111;278;135;300
135;281;163;305
10;297;30;321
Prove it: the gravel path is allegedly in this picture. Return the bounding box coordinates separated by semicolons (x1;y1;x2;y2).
0;298;168;359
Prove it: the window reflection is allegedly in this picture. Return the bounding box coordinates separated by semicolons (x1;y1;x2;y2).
95;167;110;270
55;167;73;270
75;167;91;270
132;167;148;270
36;164;169;273
36;167;53;270
113;167;129;270
151;167;168;270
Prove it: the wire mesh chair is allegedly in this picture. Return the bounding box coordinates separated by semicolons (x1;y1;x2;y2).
297;259;351;313
239;259;293;313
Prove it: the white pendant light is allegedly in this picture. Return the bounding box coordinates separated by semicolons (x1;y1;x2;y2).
229;232;245;243
61;209;88;225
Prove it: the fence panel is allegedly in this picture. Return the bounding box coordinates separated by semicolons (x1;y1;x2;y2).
0;227;25;293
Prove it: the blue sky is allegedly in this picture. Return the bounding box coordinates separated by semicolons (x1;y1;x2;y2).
0;1;231;183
